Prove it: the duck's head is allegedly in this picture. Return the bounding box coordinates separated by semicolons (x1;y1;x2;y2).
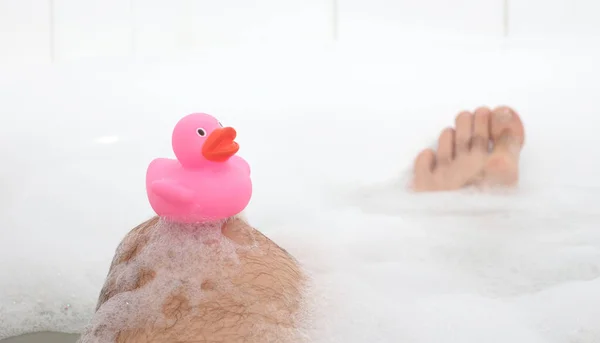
172;113;240;168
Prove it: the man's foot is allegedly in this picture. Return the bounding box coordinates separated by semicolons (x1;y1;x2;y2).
411;106;525;192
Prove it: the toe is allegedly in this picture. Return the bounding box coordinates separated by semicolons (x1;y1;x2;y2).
454;111;473;154
482;106;524;188
471;107;491;153
490;106;525;148
436;127;455;164
412;148;436;191
414;148;436;175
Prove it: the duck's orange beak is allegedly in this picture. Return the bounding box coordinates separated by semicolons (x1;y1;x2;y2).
202;127;240;162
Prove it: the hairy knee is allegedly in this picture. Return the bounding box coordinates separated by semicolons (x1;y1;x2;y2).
84;217;307;343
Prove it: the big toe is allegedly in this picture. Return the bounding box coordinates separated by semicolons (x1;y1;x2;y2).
483;106;525;187
490;106;525;148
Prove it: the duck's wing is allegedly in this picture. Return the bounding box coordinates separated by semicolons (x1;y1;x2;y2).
230;156;251;176
150;179;194;205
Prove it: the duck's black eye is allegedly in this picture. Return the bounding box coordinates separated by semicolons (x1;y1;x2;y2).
197;128;207;137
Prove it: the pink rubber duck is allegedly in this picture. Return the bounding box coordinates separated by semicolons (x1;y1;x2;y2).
146;113;252;223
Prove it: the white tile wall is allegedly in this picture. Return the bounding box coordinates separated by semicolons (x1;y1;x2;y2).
52;0;132;61
0;0;51;64
131;0;333;57
181;0;333;45
1;0;600;64
509;0;600;39
131;0;189;56
337;0;505;41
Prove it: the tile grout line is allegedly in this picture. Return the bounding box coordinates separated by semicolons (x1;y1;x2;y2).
332;0;338;41
503;0;510;37
48;0;55;62
130;0;136;57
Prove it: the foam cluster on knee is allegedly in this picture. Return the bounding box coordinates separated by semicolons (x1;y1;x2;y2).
78;218;309;343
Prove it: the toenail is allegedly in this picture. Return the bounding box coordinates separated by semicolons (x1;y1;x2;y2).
494;109;513;122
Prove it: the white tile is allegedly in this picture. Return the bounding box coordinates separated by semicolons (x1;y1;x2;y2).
132;0;334;56
52;0;132;60
130;0;189;55
509;0;600;38
0;0;51;64
337;0;504;41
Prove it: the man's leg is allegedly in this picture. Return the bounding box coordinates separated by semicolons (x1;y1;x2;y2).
80;217;305;343
412;106;525;191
